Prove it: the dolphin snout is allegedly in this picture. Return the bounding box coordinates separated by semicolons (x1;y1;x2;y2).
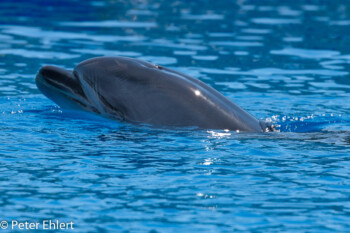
36;65;89;110
36;65;86;99
37;65;77;90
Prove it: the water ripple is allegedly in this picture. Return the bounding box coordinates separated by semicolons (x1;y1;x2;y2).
271;48;340;59
0;49;79;59
60;20;157;28
251;18;301;24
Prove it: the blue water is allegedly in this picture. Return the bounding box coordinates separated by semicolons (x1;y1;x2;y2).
1;0;350;232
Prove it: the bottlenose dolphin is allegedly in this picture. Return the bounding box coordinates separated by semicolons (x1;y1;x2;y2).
36;56;272;132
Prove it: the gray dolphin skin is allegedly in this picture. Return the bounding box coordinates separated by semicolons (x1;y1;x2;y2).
36;56;271;132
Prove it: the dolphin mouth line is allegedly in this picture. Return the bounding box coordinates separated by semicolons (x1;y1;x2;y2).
36;71;91;109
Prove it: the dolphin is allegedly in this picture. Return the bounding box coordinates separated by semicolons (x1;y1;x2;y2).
36;56;272;132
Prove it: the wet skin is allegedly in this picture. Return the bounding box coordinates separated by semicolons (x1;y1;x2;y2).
36;56;271;132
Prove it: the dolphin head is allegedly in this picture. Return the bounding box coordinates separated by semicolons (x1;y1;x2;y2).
36;65;94;111
35;57;139;117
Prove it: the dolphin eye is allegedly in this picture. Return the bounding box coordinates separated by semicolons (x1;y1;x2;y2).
155;65;163;70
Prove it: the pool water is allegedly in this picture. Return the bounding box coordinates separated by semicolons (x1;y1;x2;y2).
1;0;350;232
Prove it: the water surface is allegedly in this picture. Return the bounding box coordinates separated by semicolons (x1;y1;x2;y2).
1;0;350;232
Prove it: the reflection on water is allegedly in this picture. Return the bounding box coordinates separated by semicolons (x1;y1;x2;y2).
1;0;350;232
